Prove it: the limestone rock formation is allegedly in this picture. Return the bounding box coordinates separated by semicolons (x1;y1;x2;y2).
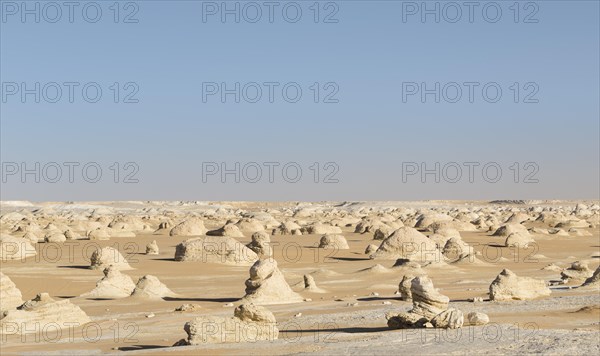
90;246;132;270
87;228;111;240
504;233;535;247
493;224;530;237
364;244;378;255
304;223;342;235
176;304;278;345
581;266;600;288
175;236;258;266
242;259;303;305
246;231;273;257
373;225;395;240
467;312;489;325
146;240;159;255
410;276;450;319
207;223;244;238
370;227;441;263
303;274;326;293
318;235;349;250
0;293;91;334
0;235;37;261
560;261;593;281
0;272;23;311
489;269;551;301
398;275;415;301
130;275;176;300
235;218;265;232
81;266;136;299
442;237;474;261
44;232;66;243
431;308;464;329
169;218;207;237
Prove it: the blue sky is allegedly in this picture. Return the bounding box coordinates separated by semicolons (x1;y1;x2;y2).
1;0;599;201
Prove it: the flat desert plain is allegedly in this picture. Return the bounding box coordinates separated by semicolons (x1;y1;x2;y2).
1;200;599;355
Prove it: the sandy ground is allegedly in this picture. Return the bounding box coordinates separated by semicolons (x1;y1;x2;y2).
0;200;599;355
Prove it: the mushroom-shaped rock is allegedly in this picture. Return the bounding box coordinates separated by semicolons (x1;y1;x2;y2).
410;276;450;319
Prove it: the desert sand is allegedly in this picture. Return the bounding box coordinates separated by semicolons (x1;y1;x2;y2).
0;200;599;355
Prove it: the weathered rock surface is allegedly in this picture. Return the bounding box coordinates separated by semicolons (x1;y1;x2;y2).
0;235;37;261
318;234;349;250
130;275;176;300
170;218;207;237
81;266;136;299
410;276;450;319
243;259;303;305
174;236;258;265
467;312;490;325
431;308;464;329
0;293;91;334
370;227;441;263
246;231;273;257
177;304;278;345
146;240;159;255
489;269;551;301
561;261;593;281
0;272;23;311
90;246;132;270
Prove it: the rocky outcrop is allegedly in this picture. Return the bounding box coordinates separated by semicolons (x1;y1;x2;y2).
0;293;91;334
560;261;593;281
0;272;23;311
81;266;135;299
170;218;207;237
318;235;349;250
489;269;551;301
242;259;303;305
371;227;441;263
176;304;278;345
146;240;159;255
246;231;273;257
90;246;132;270
0;235;36;261
174;236;258;266
130;275;176;300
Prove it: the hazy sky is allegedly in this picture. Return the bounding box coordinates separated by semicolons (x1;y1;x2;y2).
1;0;599;201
